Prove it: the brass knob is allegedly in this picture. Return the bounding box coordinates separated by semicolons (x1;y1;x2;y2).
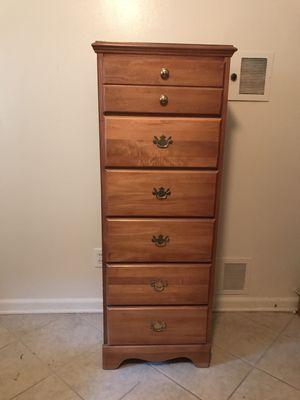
152;234;170;247
159;94;168;106
150;279;168;292
153;135;173;149
151;320;167;332
160;67;169;80
152;187;171;200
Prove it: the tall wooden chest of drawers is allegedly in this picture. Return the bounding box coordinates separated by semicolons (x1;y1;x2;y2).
92;41;237;369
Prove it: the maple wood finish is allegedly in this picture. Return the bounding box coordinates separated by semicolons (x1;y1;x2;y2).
107;306;208;345
102;344;211;369
104;170;217;217
106;218;215;262
105;117;221;168
92;41;237;369
103;54;224;86
106;264;211;305
104;85;223;115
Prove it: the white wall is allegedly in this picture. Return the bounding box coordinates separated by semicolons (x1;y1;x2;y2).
1;0;299;313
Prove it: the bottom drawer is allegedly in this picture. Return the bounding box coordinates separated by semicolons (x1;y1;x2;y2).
107;306;208;345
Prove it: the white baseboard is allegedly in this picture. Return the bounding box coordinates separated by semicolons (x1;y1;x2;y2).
0;296;297;314
0;298;103;314
214;295;298;312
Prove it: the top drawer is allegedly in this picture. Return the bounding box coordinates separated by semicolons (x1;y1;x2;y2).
103;54;224;87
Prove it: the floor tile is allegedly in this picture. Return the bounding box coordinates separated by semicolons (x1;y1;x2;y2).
21;314;101;369
0;314;58;337
13;375;81;400
122;366;197;400
230;368;300;400
282;315;300;339
0;323;16;349
257;334;300;389
154;346;251;400
78;313;103;332
57;346;170;400
0;341;50;400
212;312;277;364
238;312;293;332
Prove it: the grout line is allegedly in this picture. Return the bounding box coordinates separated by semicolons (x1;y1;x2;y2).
253;365;300;391
0;338;18;352
226;367;254;400
15;336;99;400
212;343;255;367
220;311;293;335
46;371;86;400
8;376;49;400
118;382;140;400
149;364;203;400
253;314;294;365
1;315;64;339
224;315;299;399
77;313;103;332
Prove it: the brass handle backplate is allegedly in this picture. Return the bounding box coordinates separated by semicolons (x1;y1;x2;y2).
159;94;168;106
150;279;168;292
152;187;171;200
152;234;170;247
153;135;173;149
160;67;169;80
151;320;167;332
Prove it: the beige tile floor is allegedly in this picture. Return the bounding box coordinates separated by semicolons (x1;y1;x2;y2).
0;312;299;400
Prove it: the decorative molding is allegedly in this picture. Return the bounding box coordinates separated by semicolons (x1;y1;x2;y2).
92;41;237;57
0;298;103;314
214;295;298;312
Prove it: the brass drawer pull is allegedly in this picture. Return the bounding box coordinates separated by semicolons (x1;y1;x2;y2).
150;279;168;292
152;187;171;200
151;320;167;332
152;234;170;247
153;135;173;149
160;67;169;80
159;94;168;106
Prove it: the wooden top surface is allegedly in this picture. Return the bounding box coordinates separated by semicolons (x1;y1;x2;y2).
92;41;237;57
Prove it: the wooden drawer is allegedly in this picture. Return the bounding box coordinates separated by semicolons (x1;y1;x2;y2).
106;264;211;305
106;218;215;262
103;85;223;115
103;54;224;87
107;306;208;345
105;116;221;168
104;170;217;217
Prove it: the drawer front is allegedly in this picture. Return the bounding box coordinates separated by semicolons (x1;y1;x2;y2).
105;116;221;168
103;85;223;115
107;306;208;345
103;54;224;87
104;170;217;217
106;218;215;262
106;264;211;305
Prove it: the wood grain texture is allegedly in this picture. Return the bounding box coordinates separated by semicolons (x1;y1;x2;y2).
206;57;233;342
107;306;208;345
103;85;223;115
104;170;217;217
103;54;224;87
106;264;211;305
102;343;211;369
105;116;221;168
92;41;237;57
105;218;215;262
93;41;237;369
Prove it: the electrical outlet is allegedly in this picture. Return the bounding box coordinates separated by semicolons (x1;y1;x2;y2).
93;248;102;268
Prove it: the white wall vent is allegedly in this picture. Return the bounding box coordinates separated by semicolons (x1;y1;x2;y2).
217;258;251;295
229;51;274;101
